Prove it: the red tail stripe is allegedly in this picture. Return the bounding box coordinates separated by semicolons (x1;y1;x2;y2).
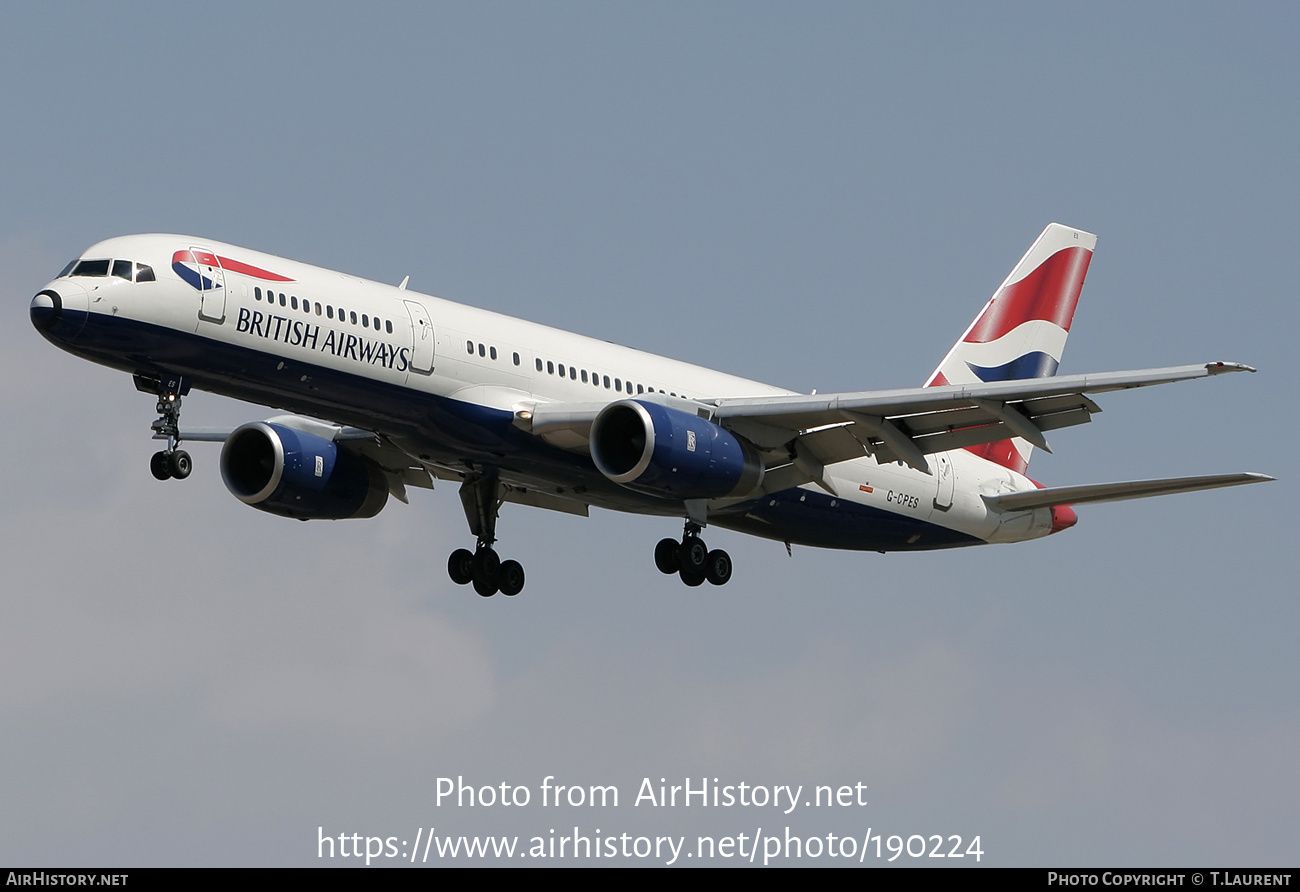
964;246;1092;344
965;439;1028;475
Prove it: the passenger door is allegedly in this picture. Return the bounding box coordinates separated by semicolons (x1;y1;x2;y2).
404;300;435;374
191;246;226;323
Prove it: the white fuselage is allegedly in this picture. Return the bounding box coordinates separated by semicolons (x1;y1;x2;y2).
33;233;1055;551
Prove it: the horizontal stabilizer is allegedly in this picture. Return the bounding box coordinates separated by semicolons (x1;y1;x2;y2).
984;472;1274;511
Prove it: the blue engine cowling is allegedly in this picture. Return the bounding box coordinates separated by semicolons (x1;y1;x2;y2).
589;400;764;500
220;422;389;520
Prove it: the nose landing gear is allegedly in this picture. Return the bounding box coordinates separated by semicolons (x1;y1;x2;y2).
149;447;192;480
655;521;732;586
136;373;192;481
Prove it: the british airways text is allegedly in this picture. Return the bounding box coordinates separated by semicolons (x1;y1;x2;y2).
236;307;411;371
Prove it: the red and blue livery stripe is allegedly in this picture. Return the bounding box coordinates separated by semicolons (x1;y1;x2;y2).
172;249;295;292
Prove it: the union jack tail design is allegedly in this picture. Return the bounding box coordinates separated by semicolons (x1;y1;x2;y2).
925;223;1097;474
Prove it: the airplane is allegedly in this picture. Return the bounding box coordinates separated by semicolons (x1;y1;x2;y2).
29;223;1271;596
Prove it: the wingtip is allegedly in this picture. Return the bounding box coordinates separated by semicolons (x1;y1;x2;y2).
1206;361;1257;374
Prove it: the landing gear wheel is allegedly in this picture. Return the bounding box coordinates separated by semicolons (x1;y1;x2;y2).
680;568;706;586
472;547;501;597
498;560;525;596
654;538;680;574
705;549;732;586
679;535;709;575
448;548;475;585
169;450;192;480
473;546;500;580
150;451;172;480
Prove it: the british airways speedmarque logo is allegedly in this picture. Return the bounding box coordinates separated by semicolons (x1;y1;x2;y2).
171;249;295;291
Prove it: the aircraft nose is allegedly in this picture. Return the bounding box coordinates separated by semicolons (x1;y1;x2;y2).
30;289;62;330
30;280;88;340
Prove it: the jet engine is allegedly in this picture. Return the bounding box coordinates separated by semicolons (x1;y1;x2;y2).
589;400;763;500
220;422;389;520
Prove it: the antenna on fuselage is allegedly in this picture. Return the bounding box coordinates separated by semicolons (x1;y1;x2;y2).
398;275;410;290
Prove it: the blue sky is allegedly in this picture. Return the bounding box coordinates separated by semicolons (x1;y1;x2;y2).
1;3;1294;866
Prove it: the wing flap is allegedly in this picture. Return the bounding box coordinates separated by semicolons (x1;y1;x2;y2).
500;485;591;517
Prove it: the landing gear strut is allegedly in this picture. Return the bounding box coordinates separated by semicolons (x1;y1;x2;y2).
136;373;192;481
655;521;732;586
446;469;526;597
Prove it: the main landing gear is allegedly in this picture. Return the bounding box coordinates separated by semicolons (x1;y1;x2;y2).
136;374;192;481
446;469;526;597
447;546;525;598
655;521;732;586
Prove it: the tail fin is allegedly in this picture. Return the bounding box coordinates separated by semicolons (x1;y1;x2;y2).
925;223;1097;474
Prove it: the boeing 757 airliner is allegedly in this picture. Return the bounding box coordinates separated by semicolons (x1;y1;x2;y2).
29;224;1270;596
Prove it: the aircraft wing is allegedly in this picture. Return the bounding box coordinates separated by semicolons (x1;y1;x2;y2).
708;361;1254;475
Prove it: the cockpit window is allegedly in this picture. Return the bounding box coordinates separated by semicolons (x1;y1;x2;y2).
72;259;111;277
136;263;155;282
112;259;132;280
57;259;78;278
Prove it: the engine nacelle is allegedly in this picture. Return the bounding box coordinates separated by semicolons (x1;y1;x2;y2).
220;422;389;520
589;400;764;500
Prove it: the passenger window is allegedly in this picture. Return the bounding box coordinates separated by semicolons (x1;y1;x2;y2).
280;294;287;307
615;379;622;392
111;260;132;280
349;311;357;324
490;346;497;360
292;296;299;310
327;306;334;319
478;343;486;357
570;367;577;380
558;363;565;377
535;358;543;372
315;303;322;316
362;313;369;326
255;287;263;301
603;375;610;388
513;352;520;366
547;361;554;375
581;370;588;383
386;320;392;334
467;340;474;354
